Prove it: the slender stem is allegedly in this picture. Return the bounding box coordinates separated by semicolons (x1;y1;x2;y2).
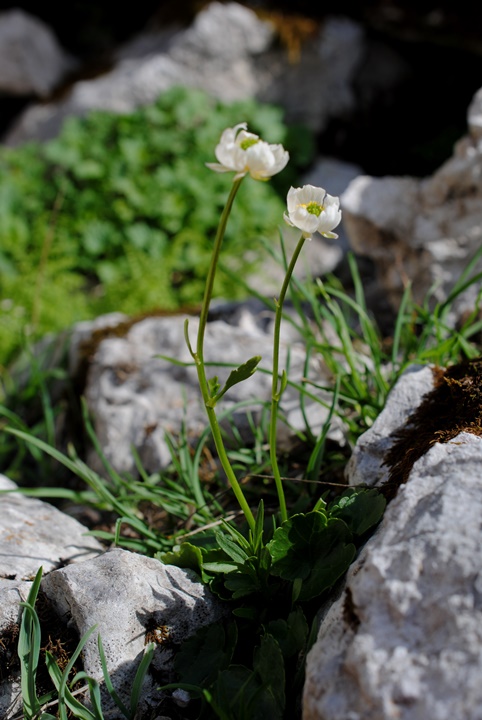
194;178;256;532
270;234;306;523
196;178;242;363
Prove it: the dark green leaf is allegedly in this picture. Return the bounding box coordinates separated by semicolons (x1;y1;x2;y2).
328;488;386;536
267;607;309;660
174;622;237;687
253;633;285;715
268;511;328;581
211;661;283;720
224;571;260;599
268;512;356;601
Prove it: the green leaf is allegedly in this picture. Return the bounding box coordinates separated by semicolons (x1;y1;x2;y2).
251;500;265;550
210;662;284;720
18;567;43;720
161;542;232;582
129;642;155;717
328;488;386;536
220;520;251;552
48;624;99;719
224;571;261;599
267;607;309;661
269;511;327;580
45;652;98;720
268;512;356;601
253;633;285;716
215;531;250;564
174;622;237;687
161;542;205;576
213;356;262;402
202;560;239;574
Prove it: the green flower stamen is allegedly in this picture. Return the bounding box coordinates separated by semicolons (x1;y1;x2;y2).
305;201;323;216
240;137;260;151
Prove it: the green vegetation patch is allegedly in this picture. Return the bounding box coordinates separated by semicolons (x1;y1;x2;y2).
0;86;312;365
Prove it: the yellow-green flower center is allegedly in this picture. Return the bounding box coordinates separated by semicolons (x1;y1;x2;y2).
303;201;324;216
240;137;260;150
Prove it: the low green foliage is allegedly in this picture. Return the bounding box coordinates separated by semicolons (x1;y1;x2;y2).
161;492;384;718
0;86;313;364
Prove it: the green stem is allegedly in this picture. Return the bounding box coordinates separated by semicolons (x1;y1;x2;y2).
270;234;306;524
196;178;242;363
194;178;256;532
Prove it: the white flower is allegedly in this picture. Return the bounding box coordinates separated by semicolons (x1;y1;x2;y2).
283;184;342;239
206;122;289;181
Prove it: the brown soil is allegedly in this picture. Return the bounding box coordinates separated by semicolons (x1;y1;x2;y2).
382;358;482;499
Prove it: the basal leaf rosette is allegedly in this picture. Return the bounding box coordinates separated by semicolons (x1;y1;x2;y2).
206;122;289;181
283;184;341;239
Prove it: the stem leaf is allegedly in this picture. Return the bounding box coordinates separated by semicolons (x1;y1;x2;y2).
212;355;262;404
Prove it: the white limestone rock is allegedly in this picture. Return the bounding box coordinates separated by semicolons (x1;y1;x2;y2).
0;474;102;580
341;85;482;318
0;473;102;719
346;364;435;487
304;431;482;720
4;4;365;144
41;548;226;717
304;366;482;719
0;9;76;97
80;307;340;477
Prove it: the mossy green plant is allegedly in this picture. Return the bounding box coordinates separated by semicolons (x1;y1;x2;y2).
0;86;313;365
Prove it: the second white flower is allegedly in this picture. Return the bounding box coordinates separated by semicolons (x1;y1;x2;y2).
283;184;341;239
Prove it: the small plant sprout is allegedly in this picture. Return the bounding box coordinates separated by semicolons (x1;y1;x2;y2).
206;122;289;180
283;184;342;239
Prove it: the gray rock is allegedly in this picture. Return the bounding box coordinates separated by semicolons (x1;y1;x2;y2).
68;311;128;377
79;307;340;477
4;3;364;145
255;15;364;132
0;9;76;97
467;85;482;140
0;473;102;719
41;548;226;717
304;432;482;720
0;474;102;580
341;85;482;319
346;365;435;487
304;366;482;719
